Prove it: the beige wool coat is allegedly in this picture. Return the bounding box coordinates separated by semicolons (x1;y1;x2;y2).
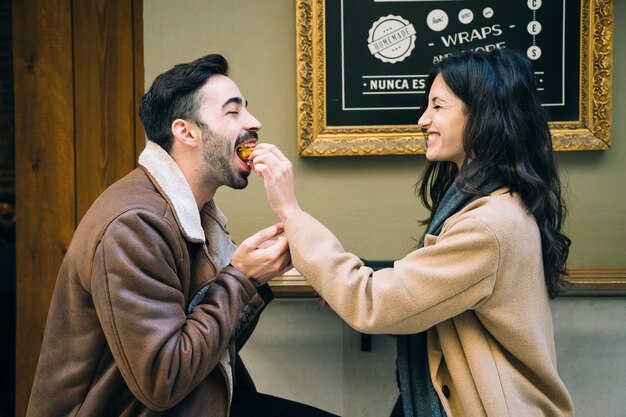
285;189;574;416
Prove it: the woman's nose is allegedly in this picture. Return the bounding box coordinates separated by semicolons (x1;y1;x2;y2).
418;111;430;129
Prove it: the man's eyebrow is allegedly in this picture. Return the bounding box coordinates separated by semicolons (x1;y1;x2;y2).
222;97;248;108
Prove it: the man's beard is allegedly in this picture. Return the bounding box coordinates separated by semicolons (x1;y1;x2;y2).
200;125;250;190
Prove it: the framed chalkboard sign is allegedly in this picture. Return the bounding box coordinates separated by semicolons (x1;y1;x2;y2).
296;0;613;156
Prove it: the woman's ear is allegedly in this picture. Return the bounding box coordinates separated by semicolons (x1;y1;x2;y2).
171;119;200;147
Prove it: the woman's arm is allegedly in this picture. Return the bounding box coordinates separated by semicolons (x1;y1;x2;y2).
252;144;500;334
285;210;499;334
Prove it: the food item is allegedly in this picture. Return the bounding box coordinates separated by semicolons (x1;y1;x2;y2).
237;144;254;162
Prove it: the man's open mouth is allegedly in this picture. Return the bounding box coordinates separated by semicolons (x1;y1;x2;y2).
236;144;255;163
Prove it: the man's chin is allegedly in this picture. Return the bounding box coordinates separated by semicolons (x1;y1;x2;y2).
230;175;249;190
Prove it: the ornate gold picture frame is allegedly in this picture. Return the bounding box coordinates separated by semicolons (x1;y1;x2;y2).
296;0;614;156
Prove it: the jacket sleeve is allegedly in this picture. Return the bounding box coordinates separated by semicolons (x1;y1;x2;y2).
233;283;273;352
285;211;500;334
91;208;264;411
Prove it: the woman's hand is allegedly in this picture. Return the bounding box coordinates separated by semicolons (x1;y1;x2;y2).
230;222;292;286
249;144;303;222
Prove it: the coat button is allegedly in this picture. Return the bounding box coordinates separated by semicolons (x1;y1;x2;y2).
442;385;451;398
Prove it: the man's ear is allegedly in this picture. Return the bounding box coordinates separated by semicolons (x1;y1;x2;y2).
171;119;200;147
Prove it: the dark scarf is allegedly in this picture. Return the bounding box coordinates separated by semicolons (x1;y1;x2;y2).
394;171;504;417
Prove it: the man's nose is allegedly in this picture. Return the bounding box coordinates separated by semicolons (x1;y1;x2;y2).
245;112;262;131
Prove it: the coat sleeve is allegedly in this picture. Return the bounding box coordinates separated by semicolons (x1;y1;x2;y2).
91;208;263;411
285;211;500;334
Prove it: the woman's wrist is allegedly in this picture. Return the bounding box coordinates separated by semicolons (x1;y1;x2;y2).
279;204;302;222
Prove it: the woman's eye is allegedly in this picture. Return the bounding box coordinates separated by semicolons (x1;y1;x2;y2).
227;111;239;115
433;105;442;110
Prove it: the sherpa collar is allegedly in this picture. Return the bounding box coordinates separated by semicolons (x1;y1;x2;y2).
138;141;205;242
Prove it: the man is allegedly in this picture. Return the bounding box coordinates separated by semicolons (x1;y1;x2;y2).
27;54;337;417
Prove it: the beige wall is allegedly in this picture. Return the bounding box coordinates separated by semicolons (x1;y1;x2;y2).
144;1;626;416
145;0;625;266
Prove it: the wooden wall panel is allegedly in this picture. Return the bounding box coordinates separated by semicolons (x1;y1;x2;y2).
14;1;143;415
133;0;146;160
13;0;76;415
73;0;137;220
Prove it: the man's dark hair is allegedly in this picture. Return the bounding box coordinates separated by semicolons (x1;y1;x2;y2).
139;54;229;152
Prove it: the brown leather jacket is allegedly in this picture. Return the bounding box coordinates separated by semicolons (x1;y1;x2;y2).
27;142;272;416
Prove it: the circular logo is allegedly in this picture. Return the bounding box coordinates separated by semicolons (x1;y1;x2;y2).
426;9;449;32
367;15;416;64
527;20;542;35
527;45;542;60
458;9;474;25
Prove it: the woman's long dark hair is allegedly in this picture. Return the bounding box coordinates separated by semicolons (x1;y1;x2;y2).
416;49;570;298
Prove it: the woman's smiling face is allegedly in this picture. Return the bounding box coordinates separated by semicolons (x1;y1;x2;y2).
418;74;468;169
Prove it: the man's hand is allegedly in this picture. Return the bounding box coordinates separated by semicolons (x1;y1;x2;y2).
248;144;303;222
230;222;292;286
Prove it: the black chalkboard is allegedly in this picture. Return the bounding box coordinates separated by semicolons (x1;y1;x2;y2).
325;0;580;127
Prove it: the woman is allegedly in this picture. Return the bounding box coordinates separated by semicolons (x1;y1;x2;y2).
250;49;574;416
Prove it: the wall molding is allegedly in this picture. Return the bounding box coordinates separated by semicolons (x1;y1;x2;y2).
269;268;626;297
562;268;626;292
